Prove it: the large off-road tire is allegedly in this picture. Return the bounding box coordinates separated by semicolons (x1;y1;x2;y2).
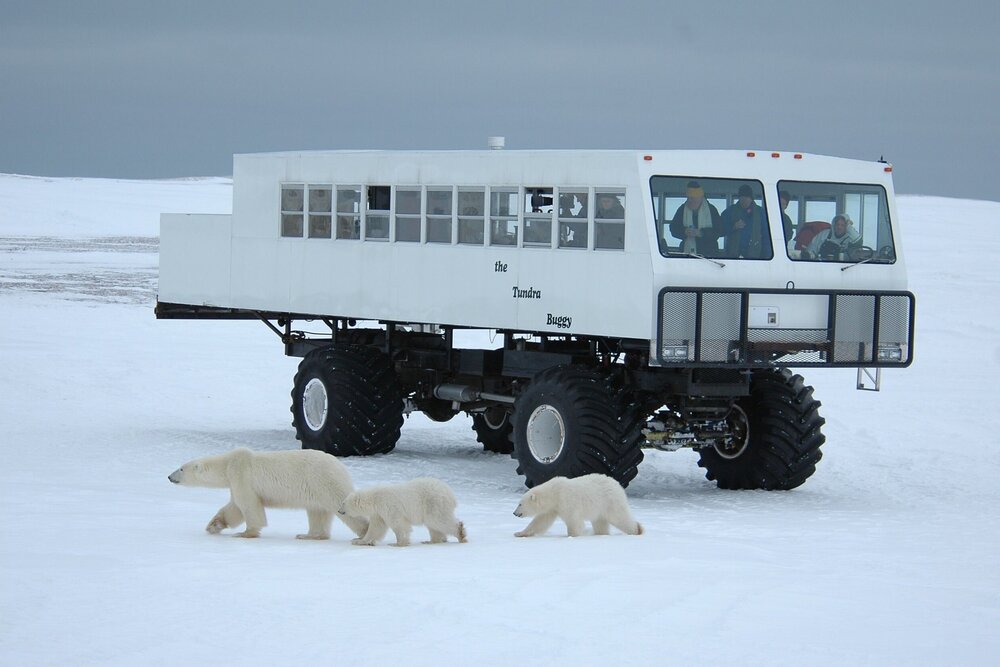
290;344;404;456
697;368;825;490
511;365;644;488
471;406;514;454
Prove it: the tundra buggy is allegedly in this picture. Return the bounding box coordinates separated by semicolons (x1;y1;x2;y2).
157;148;914;490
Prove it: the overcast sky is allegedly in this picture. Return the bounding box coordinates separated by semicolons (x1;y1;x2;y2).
3;0;998;200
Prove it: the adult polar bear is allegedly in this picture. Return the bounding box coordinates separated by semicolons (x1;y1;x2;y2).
168;448;367;539
513;474;643;537
339;478;467;547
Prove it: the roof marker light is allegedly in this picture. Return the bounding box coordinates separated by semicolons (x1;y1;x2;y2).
747;151;756;157
884;166;893;172
771;152;781;158
643;155;653;161
794;153;803;159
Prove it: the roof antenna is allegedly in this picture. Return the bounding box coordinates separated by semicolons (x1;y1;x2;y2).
877;155;887;163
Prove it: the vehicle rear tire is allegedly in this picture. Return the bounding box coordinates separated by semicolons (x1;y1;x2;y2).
697;368;824;490
291;344;404;456
471;406;513;454
511;365;644;488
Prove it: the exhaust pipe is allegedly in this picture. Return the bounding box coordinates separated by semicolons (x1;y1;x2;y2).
433;383;515;405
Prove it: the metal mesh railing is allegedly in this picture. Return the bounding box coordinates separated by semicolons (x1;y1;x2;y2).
657;288;914;368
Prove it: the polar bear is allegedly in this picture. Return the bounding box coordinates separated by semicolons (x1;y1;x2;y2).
513;474;643;538
339;477;467;547
168;447;368;539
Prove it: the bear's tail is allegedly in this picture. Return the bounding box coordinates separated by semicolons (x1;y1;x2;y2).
457;521;468;543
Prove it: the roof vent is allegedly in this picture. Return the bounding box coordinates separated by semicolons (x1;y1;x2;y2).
488;136;505;150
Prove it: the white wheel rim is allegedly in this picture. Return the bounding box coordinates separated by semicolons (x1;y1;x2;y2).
483;408;508;430
526;404;566;463
302;378;329;432
715;404;750;460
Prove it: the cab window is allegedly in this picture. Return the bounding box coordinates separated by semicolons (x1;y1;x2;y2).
781;181;895;263
650;176;771;259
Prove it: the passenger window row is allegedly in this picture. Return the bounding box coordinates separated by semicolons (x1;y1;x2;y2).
280;184;627;250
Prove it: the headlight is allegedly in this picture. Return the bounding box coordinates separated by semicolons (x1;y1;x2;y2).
661;344;690;361
877;344;903;362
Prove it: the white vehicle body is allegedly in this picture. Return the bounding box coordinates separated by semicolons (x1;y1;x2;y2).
160;150;909;356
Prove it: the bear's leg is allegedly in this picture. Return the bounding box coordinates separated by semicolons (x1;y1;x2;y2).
608;509;643;535
297;510;332;540
425;528;447;544
515;511;558;537
232;489;266;538
337;513;370;539
352;515;387;546
206;498;244;534
440;518;467;543
563;515;587;537
592;518;610;535
389;523;412;547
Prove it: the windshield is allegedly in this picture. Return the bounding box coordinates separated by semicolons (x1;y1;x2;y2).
650;176;772;260
781;180;896;263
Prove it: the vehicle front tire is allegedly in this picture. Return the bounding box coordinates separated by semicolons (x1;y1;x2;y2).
697;368;825;490
291;344;404;456
511;365;643;488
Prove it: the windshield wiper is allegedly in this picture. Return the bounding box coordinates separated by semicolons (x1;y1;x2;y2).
840;255;877;272
668;251;726;268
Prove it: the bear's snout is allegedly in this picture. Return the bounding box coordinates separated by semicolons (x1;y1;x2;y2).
168;470;181;484
513;509;522;517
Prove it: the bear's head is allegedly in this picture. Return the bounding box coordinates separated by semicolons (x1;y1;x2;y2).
337;491;360;518
338;489;378;519
167;455;229;488
513;489;541;518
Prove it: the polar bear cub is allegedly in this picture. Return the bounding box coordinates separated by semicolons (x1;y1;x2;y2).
168;447;367;540
513;474;643;538
339;477;467;547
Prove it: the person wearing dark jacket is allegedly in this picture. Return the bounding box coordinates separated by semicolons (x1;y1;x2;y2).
720;184;771;259
668;181;722;256
779;190;794;245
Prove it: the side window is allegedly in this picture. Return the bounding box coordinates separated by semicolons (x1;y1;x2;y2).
280;185;304;237
594;190;625;250
558;189;588;249
489;188;518;246
365;185;390;241
395;187;421;242
524;187;554;247
307;186;332;239
426;187;453;244
336;187;361;240
457;188;485;245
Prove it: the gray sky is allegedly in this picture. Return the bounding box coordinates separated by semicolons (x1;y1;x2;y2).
3;0;998;200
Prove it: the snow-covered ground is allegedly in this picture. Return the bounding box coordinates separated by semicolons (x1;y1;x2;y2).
1;174;998;666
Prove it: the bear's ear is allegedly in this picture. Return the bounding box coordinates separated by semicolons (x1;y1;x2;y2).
526;491;537;503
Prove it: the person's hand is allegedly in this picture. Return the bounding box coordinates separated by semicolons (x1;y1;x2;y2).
686;227;700;238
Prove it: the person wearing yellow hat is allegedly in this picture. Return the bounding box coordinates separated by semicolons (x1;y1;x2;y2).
668;181;722;256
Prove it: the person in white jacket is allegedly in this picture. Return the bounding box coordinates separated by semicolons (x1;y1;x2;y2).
804;213;861;260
